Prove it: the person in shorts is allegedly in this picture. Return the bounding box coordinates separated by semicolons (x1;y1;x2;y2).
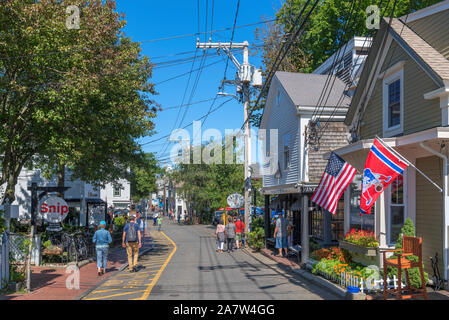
234;217;245;249
273;212;289;257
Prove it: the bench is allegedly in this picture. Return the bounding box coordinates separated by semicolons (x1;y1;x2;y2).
287;244;301;264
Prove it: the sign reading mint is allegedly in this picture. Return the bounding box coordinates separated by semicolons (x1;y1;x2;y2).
40;196;69;232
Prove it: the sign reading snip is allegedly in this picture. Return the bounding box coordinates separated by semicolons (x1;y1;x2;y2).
40;197;69;223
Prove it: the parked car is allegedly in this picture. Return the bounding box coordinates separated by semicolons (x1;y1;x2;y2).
212;211;223;226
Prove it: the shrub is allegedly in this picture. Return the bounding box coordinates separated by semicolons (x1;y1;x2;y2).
113;216;126;231
309;238;320;252
310;247;351;263
248;228;264;251
344;228;379;247
386;217;428;288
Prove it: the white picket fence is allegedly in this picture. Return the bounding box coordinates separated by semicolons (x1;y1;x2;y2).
316;269;407;293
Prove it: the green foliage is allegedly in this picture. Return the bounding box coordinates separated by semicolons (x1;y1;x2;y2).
395;217;415;249
248;228;265;251
9;265;25;283
309;238;320;252
113;216;126;231
387;217;428;288
251;217;265;231
0;0;158;203
0;210;6;234
171;138;245;223
130;153;161;202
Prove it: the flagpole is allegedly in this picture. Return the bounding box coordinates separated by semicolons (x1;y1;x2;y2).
375;136;443;193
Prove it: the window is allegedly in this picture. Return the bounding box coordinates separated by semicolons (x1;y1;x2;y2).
331;198;345;241
113;184;121;197
349;174;374;231
283;134;290;170
388;80;401;127
389;175;406;245
277;90;281;106
382;65;404;137
310;209;324;240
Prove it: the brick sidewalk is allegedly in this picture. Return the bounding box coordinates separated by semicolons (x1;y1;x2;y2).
0;227;153;300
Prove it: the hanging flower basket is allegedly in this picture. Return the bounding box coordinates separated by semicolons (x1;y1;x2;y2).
42;246;63;256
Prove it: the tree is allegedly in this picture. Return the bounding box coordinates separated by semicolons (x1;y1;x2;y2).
0;0;157;203
249;0;441;125
130;153;161;202
171;138;245;222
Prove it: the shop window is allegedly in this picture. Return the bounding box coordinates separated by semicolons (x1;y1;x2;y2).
310;209;324;240
389;175;405;245
331;198;345;240
349;174;374;231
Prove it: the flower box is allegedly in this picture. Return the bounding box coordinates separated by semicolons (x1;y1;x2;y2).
339;240;378;256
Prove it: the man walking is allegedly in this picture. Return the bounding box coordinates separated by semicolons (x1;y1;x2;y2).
122;215;142;272
234;217;245;249
273;212;289;257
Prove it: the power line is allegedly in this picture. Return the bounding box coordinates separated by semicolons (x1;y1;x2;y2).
160;96;226;111
240;0;319;130
140;97;233;146
0;19;276;62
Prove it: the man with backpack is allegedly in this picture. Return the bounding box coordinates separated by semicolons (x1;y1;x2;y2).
122;215;142;272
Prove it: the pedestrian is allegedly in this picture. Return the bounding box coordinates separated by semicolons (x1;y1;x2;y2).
235;217;245;249
215;219;226;253
274;212;289;257
157;215;162;231
225;216;236;253
92;221;112;276
122;215;142;272
177;213;181;224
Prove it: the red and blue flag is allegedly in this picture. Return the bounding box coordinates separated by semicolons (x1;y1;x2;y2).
360;138;409;214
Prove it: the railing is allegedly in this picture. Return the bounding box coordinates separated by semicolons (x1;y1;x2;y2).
316;269;407;293
0;232;9;289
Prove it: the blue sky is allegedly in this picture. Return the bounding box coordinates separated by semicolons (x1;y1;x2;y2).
114;0;282;165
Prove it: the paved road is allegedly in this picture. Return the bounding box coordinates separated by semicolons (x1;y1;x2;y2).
84;217;340;300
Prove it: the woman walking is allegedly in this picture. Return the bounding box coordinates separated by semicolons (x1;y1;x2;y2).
225;217;236;253
92;221;112;276
215;219;226;253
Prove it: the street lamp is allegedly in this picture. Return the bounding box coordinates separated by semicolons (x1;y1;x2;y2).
217;92;239;100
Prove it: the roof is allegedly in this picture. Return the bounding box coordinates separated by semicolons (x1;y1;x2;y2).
389;17;449;80
345;11;449;126
275;71;351;107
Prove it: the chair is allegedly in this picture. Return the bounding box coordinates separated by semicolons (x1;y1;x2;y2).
382;235;428;300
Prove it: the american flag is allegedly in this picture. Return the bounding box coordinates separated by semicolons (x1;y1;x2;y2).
311;152;357;214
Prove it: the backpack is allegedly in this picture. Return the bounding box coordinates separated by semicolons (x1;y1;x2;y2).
127;223;137;242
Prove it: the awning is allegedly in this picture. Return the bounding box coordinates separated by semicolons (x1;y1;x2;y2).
86;198;106;205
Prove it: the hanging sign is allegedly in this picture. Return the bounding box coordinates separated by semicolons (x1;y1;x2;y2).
227;193;244;209
40;197;69;223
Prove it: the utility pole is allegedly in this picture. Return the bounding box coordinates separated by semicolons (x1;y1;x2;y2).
163;175;166;216
196;39;261;242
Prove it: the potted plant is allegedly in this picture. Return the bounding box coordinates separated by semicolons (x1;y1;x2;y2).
339;229;380;267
